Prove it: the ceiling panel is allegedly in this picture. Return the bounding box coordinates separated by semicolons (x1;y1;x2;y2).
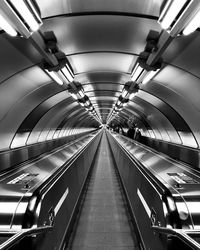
155;65;200;113
83;82;123;92
68;53;136;74
42;16;160;55
37;0;162;18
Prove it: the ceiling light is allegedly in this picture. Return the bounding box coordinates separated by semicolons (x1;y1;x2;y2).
61;65;74;82
70;93;78;100
129;93;136;99
123;102;128;107
117;100;121;106
45;70;63;85
183;8;200;35
85;100;90;106
142;69;159;84
0;12;17;36
77;89;85;99
0;0;43;38
79;102;84;107
158;0;200;36
9;0;42;31
121;89;128;98
158;0;187;30
131;63;144;81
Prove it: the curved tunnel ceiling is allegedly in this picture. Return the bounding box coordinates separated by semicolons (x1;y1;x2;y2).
0;0;200;150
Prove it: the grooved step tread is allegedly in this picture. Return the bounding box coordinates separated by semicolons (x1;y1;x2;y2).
68;132;139;250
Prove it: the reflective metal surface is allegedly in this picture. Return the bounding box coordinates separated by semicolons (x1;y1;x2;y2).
107;131;200;249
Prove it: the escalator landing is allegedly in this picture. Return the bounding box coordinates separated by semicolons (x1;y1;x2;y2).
69;132;139;249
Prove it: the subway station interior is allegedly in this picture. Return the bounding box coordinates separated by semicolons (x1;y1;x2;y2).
1;0;200;249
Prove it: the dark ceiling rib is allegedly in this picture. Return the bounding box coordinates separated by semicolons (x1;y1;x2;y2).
86;90;121;95
120;110;149;131
34;101;82;142
123;105;153;130
56;107;81;131
0;63;40;86
139;89;195;132
75;70;130;76
82;81;124;86
42;11;158;21
45;106;87;140
14;89;68;135
58;110;89;135
133;96;193;141
163;62;200;81
66;50;139;57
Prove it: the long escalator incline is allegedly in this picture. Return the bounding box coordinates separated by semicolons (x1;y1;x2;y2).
67;131;139;250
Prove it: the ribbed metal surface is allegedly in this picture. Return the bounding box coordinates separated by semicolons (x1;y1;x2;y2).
68;131;138;249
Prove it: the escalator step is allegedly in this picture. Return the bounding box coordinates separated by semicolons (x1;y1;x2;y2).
68;132;139;250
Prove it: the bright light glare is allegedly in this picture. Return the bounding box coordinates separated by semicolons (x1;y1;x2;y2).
121;89;128;98
159;0;187;30
61;66;74;82
85;100;90;106
70;93;78;100
10;0;40;32
117;100;121;106
142;69;159;84
46;70;63;85
78;90;85;98
131;64;143;81
0;13;17;36
183;9;200;35
129;93;136;99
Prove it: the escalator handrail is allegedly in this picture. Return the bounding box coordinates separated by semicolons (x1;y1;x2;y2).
152;226;200;250
0;226;52;250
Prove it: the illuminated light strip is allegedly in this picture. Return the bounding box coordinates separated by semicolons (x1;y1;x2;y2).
0;13;17;36
129;92;136;100
9;0;42;32
61;66;74;82
131;63;144;81
54;187;69;216
142;69;160;85
45;70;63;85
158;0;187;30
70;92;78;100
183;8;200;35
137;188;151;217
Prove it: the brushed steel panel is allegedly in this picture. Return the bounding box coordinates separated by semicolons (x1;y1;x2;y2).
37;0;162;17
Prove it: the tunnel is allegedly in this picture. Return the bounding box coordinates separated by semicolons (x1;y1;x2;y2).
0;0;200;249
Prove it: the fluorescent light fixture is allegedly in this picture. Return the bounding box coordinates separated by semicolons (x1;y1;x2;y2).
77;89;85;98
70;93;78;100
117;100;121;106
0;12;17;36
0;0;43;37
129;93;136;100
131;63;144;81
61;66;74;82
89;106;93;111
183;8;200;35
121;89;128;98
158;0;187;30
45;70;63;85
85;100;90;106
142;69;159;84
9;0;41;32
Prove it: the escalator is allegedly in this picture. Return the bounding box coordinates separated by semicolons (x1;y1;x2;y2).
67;131;139;249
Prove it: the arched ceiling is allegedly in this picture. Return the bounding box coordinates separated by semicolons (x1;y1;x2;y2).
38;0;162;124
0;0;200;150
